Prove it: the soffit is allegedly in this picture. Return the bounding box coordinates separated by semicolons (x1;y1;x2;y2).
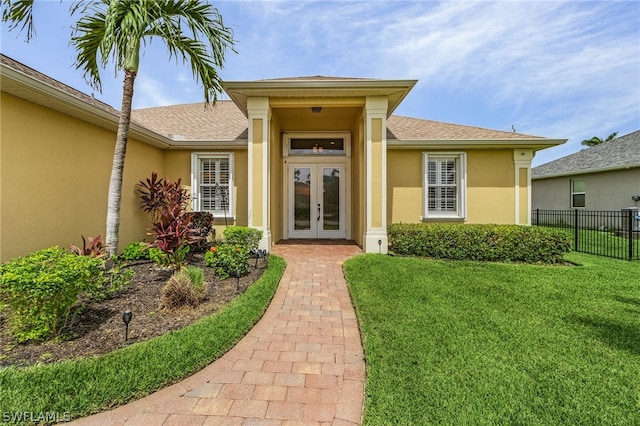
1;57;171;148
224;78;417;117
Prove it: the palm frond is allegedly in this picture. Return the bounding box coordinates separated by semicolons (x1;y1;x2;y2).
70;0;235;102
1;0;36;40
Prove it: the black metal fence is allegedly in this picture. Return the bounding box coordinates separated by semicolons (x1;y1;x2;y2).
532;209;640;261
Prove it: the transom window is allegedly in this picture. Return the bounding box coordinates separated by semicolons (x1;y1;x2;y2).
283;132;351;157
290;138;344;155
423;153;466;219
571;178;585;208
191;153;233;217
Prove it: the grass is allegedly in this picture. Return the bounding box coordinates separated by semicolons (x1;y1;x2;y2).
344;252;640;425
0;255;285;424
540;226;639;260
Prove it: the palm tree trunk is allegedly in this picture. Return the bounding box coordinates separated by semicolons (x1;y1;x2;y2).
105;69;136;257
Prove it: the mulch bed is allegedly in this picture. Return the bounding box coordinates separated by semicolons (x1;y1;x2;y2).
0;253;266;367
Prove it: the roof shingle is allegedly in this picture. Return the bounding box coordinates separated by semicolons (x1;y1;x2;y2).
532;130;640;178
131;102;248;141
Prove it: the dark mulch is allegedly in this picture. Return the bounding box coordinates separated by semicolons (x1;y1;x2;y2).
0;253;266;367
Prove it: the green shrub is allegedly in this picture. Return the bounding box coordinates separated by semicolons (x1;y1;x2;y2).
149;247;169;266
223;226;262;251
0;247;104;342
205;244;250;279
184;265;206;295
122;241;151;261
388;223;571;263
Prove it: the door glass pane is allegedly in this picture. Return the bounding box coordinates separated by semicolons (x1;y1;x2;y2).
294;168;311;231
322;167;340;231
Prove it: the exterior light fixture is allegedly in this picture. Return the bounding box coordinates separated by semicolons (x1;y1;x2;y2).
254;249;267;268
311;106;322;113
122;309;133;341
235;270;241;294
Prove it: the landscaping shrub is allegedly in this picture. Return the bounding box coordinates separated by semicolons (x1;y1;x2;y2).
205;244;251;279
190;211;215;252
223;226;262;251
184;265;206;296
122;241;151;261
0;247;104;342
149;247;168;265
70;235;106;258
388;223;571;263
160;266;206;310
137;173;200;269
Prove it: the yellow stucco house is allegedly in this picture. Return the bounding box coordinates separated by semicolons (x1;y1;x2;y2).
0;54;565;262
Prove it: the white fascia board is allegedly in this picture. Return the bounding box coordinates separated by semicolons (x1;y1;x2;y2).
388;138;567;150
2;64;173;149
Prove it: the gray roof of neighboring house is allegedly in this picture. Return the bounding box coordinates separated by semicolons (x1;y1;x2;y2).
532;130;640;179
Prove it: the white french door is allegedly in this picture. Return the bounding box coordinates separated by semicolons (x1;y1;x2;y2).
287;163;346;239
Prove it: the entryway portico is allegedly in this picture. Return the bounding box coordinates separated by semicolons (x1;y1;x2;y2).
223;77;417;253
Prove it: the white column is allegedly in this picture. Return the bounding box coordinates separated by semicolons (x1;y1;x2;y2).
247;97;271;250
364;96;389;253
514;149;534;225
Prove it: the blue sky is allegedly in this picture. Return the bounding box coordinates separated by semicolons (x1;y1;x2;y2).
1;0;638;166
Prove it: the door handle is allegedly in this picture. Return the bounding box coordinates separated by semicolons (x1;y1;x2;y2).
317;204;321;221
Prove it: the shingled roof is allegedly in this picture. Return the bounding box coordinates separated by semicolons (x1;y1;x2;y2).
131;102;248;141
130;101;551;143
387;115;544;141
1;53;562;148
532;130;640;179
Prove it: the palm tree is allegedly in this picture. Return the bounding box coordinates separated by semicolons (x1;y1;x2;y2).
581;131;618;147
2;0;235;256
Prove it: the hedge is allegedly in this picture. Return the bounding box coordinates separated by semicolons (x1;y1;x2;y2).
388;223;571;263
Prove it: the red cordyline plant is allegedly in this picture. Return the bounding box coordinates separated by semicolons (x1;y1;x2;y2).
137;173;200;270
136;172;190;223
70;235;106;258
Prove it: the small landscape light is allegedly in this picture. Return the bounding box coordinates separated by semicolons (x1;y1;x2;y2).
235;270;241;294
254;248;267;268
122;309;133;342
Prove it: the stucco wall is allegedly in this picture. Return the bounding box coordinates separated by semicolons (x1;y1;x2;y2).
532;168;640;211
163;149;249;240
387;149;517;225
0;93;163;262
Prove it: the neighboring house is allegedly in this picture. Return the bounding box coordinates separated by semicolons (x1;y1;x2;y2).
0;54;565;262
532;130;640;212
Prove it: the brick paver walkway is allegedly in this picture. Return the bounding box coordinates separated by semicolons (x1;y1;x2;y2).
71;241;365;425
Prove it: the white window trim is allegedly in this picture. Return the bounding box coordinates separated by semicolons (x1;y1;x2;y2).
191;152;234;218
423;152;467;219
570;178;586;209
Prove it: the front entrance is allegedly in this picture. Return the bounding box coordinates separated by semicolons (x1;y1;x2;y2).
287;163;346;239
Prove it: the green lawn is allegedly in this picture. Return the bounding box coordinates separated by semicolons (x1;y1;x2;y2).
0;256;285;424
344;253;640;425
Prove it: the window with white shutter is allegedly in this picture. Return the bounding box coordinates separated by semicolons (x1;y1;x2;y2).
423;153;466;219
191;153;233;217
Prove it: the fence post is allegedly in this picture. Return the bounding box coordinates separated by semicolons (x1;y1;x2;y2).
535;209;539;226
574;209;579;251
628;210;634;261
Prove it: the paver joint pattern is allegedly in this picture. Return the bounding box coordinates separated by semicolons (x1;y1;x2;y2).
70;241;365;425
